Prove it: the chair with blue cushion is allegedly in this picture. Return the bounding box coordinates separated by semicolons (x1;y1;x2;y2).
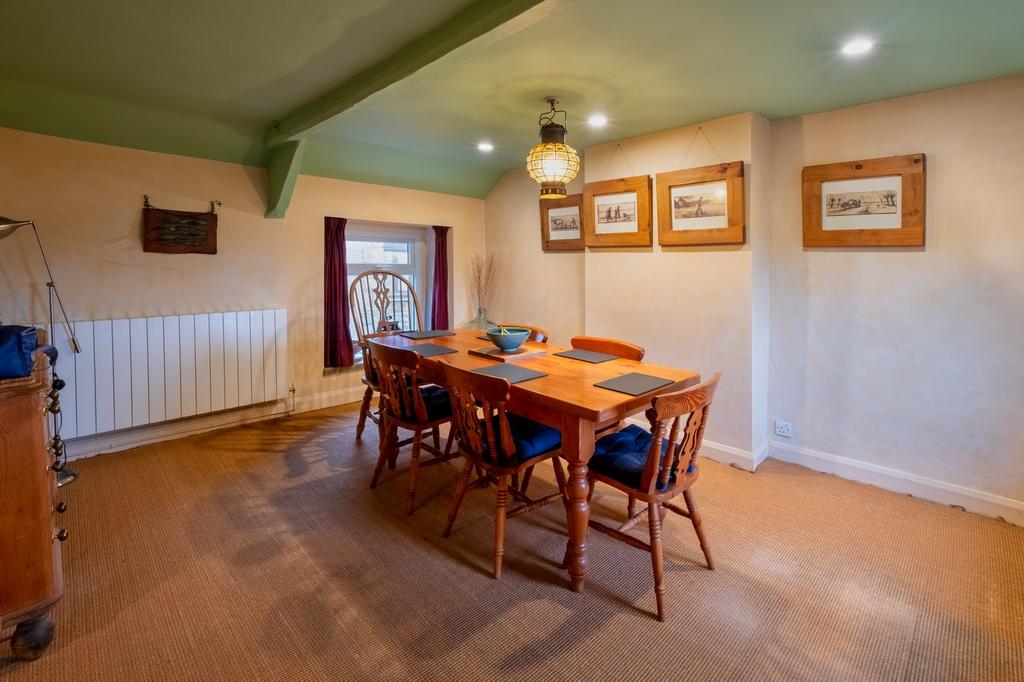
439;361;568;579
514;334;647;499
588;373;721;621
367;340;456;515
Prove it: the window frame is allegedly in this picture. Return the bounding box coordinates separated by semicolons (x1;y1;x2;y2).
343;222;431;365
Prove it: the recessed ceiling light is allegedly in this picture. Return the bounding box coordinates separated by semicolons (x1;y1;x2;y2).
477;141;494;152
587;114;608;128
841;37;874;57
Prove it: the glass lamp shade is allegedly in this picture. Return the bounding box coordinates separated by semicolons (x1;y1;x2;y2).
526;142;580;199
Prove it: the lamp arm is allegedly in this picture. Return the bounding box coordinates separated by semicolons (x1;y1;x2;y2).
0;220;80;353
0;224;25;240
29;222;81;353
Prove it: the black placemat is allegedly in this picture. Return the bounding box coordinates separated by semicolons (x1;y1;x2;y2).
472;364;547;384
594;372;674;396
412;343;458;357
399;330;455;340
554;348;618;364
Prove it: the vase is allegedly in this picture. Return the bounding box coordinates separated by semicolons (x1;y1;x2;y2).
465;306;497;330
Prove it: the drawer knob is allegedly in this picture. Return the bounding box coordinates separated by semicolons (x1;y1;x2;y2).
54;502;68;514
55;529;70;542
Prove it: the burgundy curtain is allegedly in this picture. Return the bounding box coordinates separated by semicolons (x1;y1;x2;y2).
324;217;355;368
430;225;451;330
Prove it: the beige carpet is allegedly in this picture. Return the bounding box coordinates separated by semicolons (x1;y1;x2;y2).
2;403;1022;681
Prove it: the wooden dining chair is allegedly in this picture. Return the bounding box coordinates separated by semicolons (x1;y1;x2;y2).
349;270;425;440
499;323;549;343
439;361;569;579
571;334;647;443
522;335;647;500
367;340;456;514
586;373;721;621
570;335;645;361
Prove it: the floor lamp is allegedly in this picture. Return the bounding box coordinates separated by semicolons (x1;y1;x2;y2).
0;216;80;486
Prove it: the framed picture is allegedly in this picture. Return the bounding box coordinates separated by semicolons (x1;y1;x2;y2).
803;154;925;247
656;160;744;246
583;175;652;247
540;194;584;251
143;205;218;254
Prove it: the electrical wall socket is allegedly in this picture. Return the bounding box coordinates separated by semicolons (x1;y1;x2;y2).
774;420;792;438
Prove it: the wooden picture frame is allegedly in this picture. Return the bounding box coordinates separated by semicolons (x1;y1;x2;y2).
803;153;925;247
583;175;652;247
656;161;744;246
540;194;584;251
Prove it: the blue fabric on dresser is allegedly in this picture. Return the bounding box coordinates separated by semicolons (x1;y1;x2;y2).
482;413;561;463
590;424;693;490
419;385;452;421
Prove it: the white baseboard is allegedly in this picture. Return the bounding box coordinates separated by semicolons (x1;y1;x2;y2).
624;416;761;471
67;400;291;460
71;390;1021;528
767;439;1024;527
293;385;367;413
701;439;759;471
67;385;367;461
752;439;770;468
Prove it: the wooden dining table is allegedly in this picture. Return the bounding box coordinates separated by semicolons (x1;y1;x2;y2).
372;328;700;592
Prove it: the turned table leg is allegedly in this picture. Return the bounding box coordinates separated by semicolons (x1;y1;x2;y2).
10;613;55;661
562;415;596;592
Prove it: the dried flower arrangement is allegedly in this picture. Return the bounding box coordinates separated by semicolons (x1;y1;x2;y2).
470;253;500;312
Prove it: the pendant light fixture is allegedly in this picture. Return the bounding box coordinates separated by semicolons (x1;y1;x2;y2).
526;98;580;199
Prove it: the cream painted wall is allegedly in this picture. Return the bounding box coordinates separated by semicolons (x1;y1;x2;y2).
768;75;1024;503
749;114;772;460
484;169;584;343
482;77;1024;521
5;73;1022;518
583;113;767;455
0;127;485;410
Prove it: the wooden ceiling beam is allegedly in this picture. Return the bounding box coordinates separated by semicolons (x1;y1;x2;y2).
264;0;545;149
264;139;306;219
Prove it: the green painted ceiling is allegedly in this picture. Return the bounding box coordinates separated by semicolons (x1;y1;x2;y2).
3;0;1024;197
0;0;475;165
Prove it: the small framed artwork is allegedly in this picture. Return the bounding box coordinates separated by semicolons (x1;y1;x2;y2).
803;154;925;247
656;160;744;246
540;194;584;251
583;175;652;247
142;199;219;254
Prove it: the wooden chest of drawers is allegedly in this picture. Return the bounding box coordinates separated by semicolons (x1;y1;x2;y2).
0;344;67;660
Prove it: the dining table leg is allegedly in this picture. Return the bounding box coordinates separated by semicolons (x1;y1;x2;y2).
561;415;596;592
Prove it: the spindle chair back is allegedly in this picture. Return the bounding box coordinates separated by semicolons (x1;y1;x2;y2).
348;270;424;440
366;339;456;515
587;373;721;620
439;361;568;578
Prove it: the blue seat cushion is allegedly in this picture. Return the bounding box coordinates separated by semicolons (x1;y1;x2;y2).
481;413;561;463
590;424;693;490
419;385;452;421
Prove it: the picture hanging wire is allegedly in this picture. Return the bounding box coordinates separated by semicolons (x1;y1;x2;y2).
679;125;725;167
600;143;637;180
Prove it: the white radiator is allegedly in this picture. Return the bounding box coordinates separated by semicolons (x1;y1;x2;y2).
46;309;288;439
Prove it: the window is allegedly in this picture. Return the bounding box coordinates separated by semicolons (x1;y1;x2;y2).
345;223;429;350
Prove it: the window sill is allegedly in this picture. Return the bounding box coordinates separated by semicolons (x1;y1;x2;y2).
323;351;363;375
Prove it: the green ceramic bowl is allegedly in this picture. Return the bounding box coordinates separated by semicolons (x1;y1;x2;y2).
485;326;531;353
